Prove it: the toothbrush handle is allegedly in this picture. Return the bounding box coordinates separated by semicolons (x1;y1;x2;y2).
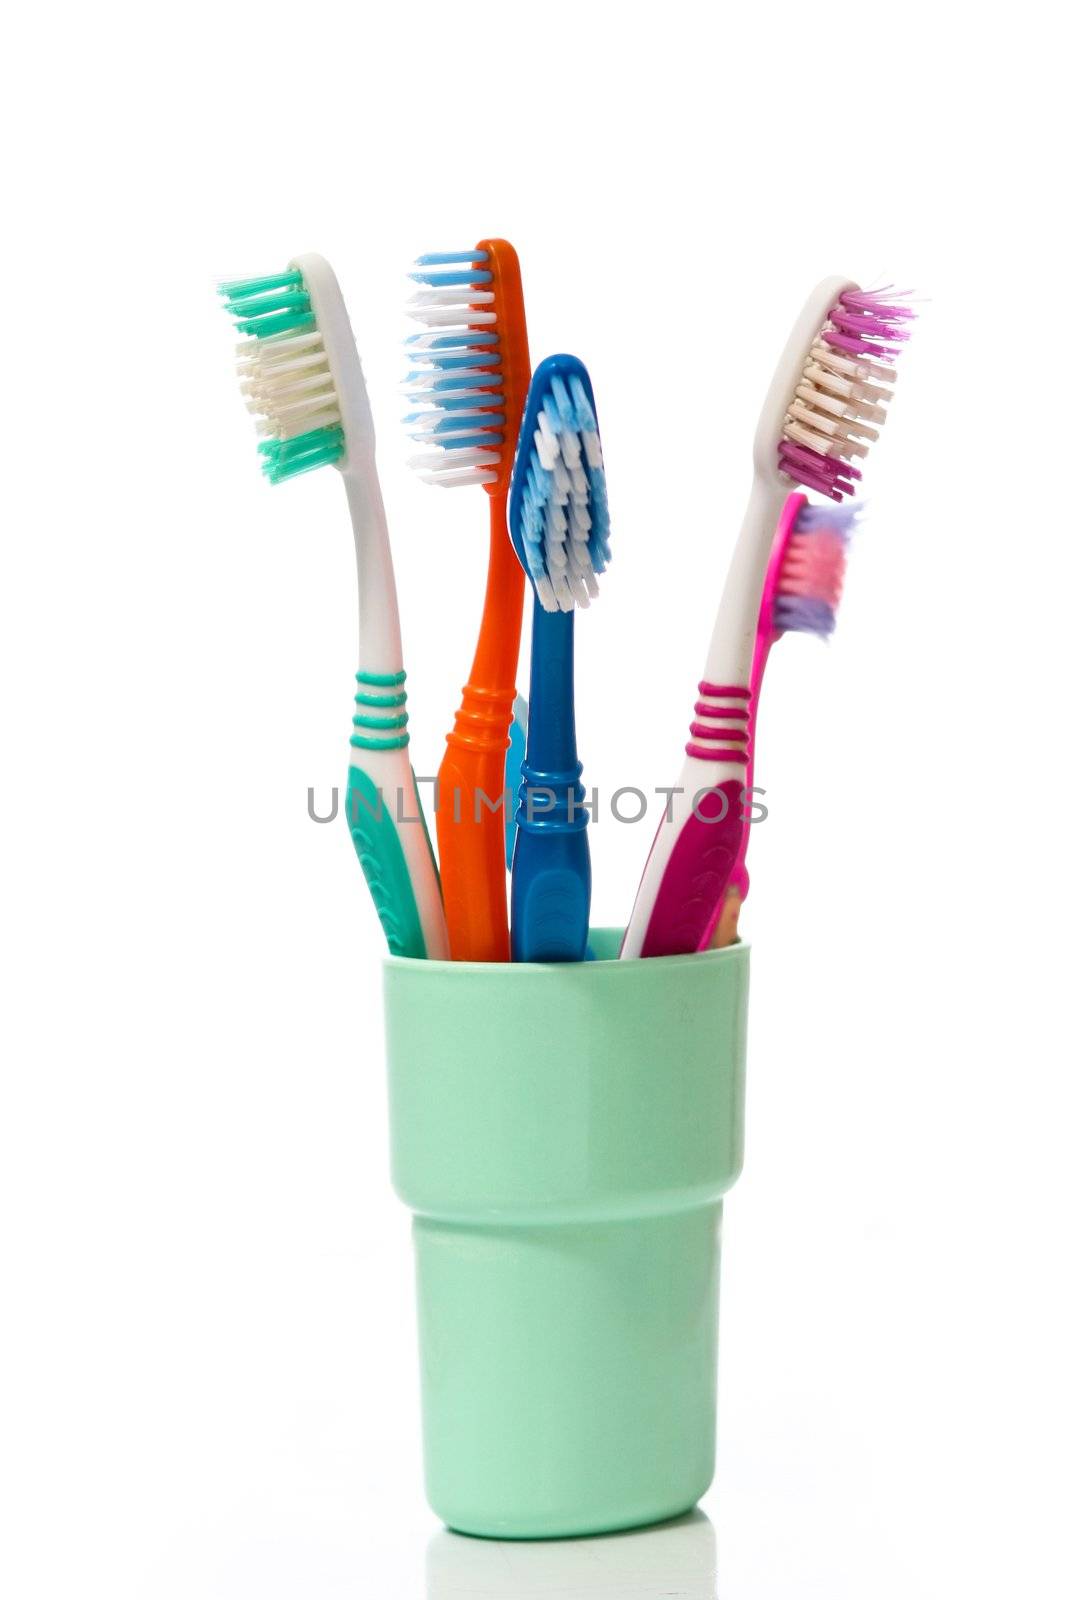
706;490;805;945
622;477;786;959
436;494;525;962
341;472;448;961
510;608;590;963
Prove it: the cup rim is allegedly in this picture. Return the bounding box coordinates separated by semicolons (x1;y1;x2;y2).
384;930;748;976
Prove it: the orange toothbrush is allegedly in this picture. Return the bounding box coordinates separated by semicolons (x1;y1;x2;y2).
406;240;531;961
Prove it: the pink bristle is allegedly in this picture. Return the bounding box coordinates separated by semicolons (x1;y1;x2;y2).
779;529;847;608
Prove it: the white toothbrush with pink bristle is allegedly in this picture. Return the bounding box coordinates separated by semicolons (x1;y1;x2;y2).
622;278;913;959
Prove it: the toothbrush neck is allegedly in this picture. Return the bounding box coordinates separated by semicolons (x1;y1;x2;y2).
526;605;578;775
704;474;788;688
343;467;403;673
470;491;525;691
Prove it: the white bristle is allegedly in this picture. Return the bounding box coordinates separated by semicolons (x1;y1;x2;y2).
785;380;878;459
405;331;493;353
407;287;496;308
414;465;499;488
406;305;498;328
812;339;897;386
237;327;339;445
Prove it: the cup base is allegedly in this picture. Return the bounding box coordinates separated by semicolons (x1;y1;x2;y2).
438;1485;710;1542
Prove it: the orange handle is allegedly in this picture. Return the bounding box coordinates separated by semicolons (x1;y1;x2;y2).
436;494;525;961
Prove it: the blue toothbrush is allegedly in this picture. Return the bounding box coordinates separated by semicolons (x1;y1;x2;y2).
507;355;612;962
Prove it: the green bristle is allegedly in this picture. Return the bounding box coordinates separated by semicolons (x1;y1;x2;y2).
218;270;304;300
226;287;311;319
220;267;314;340
234;307;315;339
257;426;345;484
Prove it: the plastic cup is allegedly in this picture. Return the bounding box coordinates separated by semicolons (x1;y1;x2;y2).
383;928;748;1539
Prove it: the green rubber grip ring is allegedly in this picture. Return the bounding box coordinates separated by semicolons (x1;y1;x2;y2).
351;671;410;753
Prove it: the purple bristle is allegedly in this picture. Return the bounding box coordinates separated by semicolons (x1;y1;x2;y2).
793;501;859;537
778;440;863;502
773;595;837;637
825;289;915;360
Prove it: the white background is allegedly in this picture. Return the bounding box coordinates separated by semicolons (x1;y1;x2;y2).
3;4;1065;1596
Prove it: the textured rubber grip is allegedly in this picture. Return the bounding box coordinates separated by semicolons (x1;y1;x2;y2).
346;766;427;959
639;780;746;958
510;763;591;963
436;492;525;963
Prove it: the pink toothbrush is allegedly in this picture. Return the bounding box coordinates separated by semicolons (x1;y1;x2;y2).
708;491;855;948
621;279;912;960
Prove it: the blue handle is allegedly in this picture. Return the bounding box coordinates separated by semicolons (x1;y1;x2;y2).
510;607;591;962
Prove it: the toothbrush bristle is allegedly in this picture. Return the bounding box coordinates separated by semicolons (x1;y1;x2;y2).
515;373;611;614
404;248;508;488
773;501;856;636
779;288;913;501
219;269;344;484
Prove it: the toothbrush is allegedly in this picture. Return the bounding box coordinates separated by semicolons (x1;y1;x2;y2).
405;242;531;962
622;280;912;959
507;355;612;963
219;254;449;961
708;492;856;948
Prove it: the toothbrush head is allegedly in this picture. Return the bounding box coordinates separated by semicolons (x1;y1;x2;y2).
219;253;372;484
404;239;531;494
508;355;612;614
771;496;857;638
758;279;914;503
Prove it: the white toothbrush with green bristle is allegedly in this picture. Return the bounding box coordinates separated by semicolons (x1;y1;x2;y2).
219;253;448;960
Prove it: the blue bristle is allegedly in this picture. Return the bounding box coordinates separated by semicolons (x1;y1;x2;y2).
423;413;496;435
414;250;489;265
550;375;578;431
528;454;552;502
540;393;563;435
437;432;505;450
407;351;501;373
409;268;493;287
405;331;499;350
571;381;597;433
413;372;503;394
405;408;499;430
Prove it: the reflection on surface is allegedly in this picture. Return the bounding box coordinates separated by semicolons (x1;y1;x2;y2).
426;1508;716;1598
